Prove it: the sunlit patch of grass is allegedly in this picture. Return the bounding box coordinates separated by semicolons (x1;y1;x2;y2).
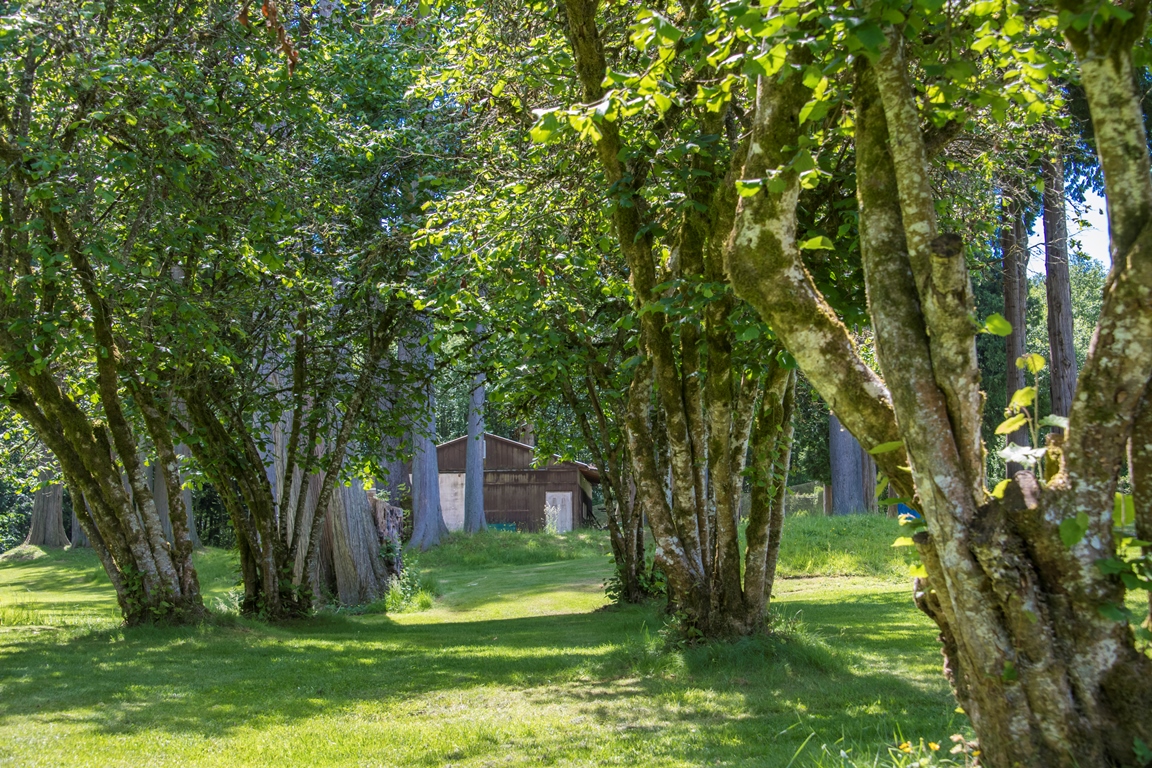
418;528;612;569
776;513;915;580
0;527;969;767
0;591;47;627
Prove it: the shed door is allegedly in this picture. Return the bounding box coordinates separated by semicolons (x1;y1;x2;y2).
545;491;573;533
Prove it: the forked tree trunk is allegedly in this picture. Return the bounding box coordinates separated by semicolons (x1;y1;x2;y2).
562;0;801;636
463;369;487;533
559;368;645;602
24;476;69;548
725;22;1152;764
1042;156;1078;420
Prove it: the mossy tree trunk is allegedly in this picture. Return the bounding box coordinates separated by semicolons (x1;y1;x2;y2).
725;12;1152;764
562;0;798;635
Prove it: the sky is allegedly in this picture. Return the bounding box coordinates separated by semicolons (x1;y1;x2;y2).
1026;189;1110;276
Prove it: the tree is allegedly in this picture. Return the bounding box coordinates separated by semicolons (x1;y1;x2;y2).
713;0;1152;760
464;361;488;534
829;414;875;515
402;322;449;551
1041;156;1078;421
1001;201;1032;470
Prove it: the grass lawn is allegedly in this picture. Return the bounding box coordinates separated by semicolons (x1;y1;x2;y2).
0;515;974;767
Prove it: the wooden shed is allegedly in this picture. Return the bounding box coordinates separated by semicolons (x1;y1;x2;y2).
435;433;599;532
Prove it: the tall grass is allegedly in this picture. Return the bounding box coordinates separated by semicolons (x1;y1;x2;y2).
0;591;47;627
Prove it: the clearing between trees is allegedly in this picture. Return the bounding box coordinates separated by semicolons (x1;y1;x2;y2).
0;519;969;768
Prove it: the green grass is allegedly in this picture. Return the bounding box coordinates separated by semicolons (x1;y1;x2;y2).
0;517;975;767
775;513;915;580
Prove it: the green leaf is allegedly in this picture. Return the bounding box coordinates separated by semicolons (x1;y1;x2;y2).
868;440;904;455
892;536;916;548
981;313;1013;336
1038;414;1069;430
995;413;1028;435
1009;386;1036;410
800;236;834;250
1001;660;1018;682
735;179;764;198
909;563;928;578
874;473;889;499
1059;511;1090;548
991;479;1010;499
852;21;887;53
1016;353;1046;374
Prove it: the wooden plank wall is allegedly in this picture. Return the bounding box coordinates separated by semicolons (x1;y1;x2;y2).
483;468;585;532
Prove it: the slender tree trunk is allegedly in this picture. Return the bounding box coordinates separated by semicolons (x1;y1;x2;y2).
1042;156;1077;421
463;367;487;533
24;474;68;548
1002;201;1031;470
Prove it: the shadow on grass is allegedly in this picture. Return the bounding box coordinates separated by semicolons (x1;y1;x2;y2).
0;587;957;765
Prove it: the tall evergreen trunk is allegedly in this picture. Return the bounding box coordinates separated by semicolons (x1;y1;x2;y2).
724;23;1152;763
829;414;871;514
24;475;68;548
463;368;487;533
1041;156;1077;421
401;323;448;551
1002;200;1031;469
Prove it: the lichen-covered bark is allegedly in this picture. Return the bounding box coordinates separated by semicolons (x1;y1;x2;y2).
871;33;985;497
724;50;912;500
561;0;796;636
724;35;1152;763
744;364;795;626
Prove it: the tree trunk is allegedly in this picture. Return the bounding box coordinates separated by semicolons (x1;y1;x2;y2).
1002;199;1031;470
463;369;487;533
724;32;1152;764
323;479;390;605
560;0;800;636
830;414;868;514
70;503;89;548
401;323;448;551
369;490;404;580
1042;156;1077;421
24;475;69;548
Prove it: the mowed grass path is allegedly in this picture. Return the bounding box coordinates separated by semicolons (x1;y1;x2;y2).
0;517;967;767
